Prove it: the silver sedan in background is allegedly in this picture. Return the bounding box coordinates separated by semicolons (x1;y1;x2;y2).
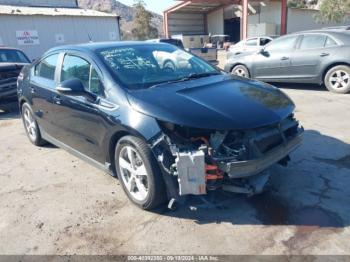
225;29;350;94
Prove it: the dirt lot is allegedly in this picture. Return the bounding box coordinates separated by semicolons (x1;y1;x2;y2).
0;85;350;255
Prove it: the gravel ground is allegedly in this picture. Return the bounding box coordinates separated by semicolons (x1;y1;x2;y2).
0;86;349;255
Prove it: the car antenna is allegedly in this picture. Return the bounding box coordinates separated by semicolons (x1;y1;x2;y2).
88;33;93;43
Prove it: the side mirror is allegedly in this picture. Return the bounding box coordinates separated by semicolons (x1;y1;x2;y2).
57;78;96;101
259;48;269;56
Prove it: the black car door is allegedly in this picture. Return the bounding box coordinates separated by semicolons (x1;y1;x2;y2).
290;34;338;80
29;53;62;138
51;53;112;163
252;35;299;80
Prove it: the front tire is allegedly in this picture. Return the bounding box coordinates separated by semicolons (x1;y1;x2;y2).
115;136;166;210
324;65;350;94
21;103;45;146
231;65;250;78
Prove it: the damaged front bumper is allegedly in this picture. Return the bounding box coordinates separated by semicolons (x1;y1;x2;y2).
150;116;304;197
217;129;303;179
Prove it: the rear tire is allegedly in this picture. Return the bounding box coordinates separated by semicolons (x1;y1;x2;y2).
324;65;350;94
21;103;45;146
115;136;166;210
231;65;250;78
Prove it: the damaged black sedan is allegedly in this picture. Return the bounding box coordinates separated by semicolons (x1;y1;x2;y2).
1;47;30;103
18;42;303;210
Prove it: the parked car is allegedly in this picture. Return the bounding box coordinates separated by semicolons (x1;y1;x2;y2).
147;38;218;68
18;42;303;210
227;36;278;57
0;47;30;102
225;29;350;94
146;39;191;71
152;48;192;72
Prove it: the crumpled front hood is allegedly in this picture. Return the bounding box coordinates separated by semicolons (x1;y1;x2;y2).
127;74;295;130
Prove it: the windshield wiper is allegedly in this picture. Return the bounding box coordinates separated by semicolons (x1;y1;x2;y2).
150;72;221;88
149;79;190;88
183;72;221;80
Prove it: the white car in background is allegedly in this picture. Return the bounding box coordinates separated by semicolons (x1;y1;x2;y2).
227;36;279;57
152;49;192;71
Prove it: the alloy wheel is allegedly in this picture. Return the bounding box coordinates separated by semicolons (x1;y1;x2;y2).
329;70;349;90
232;67;248;78
23;107;37;141
119;146;149;201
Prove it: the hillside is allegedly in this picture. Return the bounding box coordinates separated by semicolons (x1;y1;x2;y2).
77;0;164;38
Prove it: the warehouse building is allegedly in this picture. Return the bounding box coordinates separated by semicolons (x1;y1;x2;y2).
0;0;120;59
164;0;349;43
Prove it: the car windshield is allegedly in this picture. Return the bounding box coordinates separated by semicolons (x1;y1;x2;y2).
0;49;30;63
97;44;220;90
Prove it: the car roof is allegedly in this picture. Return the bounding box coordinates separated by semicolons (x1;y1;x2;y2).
0;46;25;51
245;35;278;40
295;28;350;34
47;41;168;54
322;26;350;30
147;38;181;42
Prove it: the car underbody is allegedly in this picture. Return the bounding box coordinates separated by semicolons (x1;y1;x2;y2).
150;114;303;201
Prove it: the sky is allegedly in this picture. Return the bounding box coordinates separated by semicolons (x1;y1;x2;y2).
118;0;175;15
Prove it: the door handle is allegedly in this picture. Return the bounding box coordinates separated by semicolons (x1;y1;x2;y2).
30;86;35;94
281;56;289;60
53;95;62;105
320;53;329;57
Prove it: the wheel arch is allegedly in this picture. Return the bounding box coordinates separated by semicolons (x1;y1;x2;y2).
107;130;132;175
18;97;29;113
322;62;350;84
105;123;162;176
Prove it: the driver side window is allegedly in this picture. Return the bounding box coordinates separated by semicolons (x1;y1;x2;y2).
61;55;104;97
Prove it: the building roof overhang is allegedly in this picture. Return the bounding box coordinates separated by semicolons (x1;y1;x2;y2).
164;0;243;14
0;4;118;18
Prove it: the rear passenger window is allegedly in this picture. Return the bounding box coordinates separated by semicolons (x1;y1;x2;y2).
300;34;327;49
35;54;59;80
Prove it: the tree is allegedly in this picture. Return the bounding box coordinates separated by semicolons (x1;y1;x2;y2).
315;0;350;23
287;0;307;9
132;0;158;40
121;29;133;41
